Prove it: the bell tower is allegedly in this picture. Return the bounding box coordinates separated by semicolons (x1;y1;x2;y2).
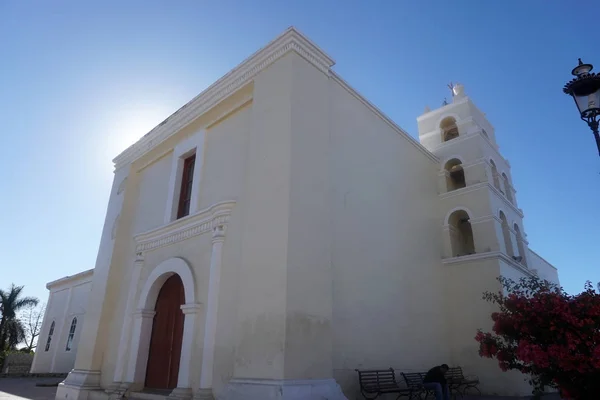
417;83;529;266
417;84;537;393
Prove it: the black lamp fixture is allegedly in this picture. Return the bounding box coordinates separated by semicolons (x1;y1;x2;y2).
563;59;600;156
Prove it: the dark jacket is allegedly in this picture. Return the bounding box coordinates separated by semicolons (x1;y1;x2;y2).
423;366;447;384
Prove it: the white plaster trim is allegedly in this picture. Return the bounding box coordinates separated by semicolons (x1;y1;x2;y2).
113;256;145;383
113;27;335;170
436;112;461;128
136;200;236;253
443;206;475;225
137;257;196;310
330;72;438;163
46;269;94;290
439;181;524;218
180;303;203;314
440;154;467;169
136;148;173;173
417;96;469;121
205;93;253;129
199;238;224;389
442;251;535;277
164;129;206;224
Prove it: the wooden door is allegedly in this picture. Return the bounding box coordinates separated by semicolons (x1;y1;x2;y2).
144;274;185;389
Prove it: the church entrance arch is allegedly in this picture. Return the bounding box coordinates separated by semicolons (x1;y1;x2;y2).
126;257;197;392
144;274;185;389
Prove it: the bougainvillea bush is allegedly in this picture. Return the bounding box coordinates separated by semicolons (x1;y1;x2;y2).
475;276;600;399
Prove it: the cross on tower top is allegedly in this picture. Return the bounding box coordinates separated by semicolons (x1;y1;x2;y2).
447;82;455;97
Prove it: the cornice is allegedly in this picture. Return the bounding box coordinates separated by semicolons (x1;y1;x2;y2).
113;27;335;170
528;248;558;271
47;269;94;290
135;200;236;253
417;97;469;121
439;181;524;219
330;72;439;164
442;251;535;277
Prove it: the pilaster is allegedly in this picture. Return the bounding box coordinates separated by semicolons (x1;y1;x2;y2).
57;165;130;400
110;253;145;387
172;303;203;400
124;309;156;389
199;225;226;390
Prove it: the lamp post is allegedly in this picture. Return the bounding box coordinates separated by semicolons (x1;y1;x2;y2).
563;59;600;156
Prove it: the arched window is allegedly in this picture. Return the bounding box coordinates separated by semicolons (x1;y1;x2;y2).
499;211;514;257
44;321;55;352
65;317;77;351
444;159;466;191
502;173;514;203
489;160;501;190
514;224;527;266
448;210;475;256
440;117;459;142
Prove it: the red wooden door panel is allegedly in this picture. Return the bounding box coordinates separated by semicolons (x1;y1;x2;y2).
144;274;185;389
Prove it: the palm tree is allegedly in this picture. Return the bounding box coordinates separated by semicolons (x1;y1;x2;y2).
0;284;39;351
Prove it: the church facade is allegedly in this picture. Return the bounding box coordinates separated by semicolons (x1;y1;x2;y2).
52;27;559;400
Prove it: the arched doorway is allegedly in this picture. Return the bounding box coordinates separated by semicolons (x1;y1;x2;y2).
145;274;185;390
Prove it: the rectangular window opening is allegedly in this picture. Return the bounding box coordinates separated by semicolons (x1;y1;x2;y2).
176;153;196;219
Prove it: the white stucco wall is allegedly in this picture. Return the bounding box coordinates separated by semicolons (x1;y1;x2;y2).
527;250;560;285
31;269;93;374
132;152;173;234
327;74;448;391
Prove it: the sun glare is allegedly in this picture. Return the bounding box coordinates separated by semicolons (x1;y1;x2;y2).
112;105;172;154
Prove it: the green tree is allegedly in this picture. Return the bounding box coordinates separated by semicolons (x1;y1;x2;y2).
0;284;39;350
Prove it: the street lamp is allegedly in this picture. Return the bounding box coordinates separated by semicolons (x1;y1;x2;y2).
563;59;600;156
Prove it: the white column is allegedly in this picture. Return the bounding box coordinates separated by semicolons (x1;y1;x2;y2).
124;309;155;387
170;303;202;400
111;253;145;388
57;166;130;400
51;286;73;372
198;224;226;394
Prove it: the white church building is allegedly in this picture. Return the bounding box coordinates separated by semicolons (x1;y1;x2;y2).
42;27;559;400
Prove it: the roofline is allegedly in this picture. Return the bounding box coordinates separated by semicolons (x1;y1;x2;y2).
528;248;558;271
417;97;469;121
330;72;438;163
46;269;94;290
112;26;335;170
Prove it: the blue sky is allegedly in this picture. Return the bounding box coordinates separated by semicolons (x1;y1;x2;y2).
1;0;598;303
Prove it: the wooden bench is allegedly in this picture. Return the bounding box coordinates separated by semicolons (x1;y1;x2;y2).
355;368;412;399
446;367;481;396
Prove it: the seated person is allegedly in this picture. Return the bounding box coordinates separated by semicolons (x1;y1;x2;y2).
423;364;450;400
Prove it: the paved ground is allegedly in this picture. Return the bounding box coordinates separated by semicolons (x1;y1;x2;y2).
0;378;60;400
0;378;564;400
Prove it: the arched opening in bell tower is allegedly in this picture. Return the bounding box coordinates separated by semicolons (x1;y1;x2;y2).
514;224;527;266
502;173;514;203
489;160;501;190
444;159;466;191
499;211;514;257
448;210;475;256
440;117;459;142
